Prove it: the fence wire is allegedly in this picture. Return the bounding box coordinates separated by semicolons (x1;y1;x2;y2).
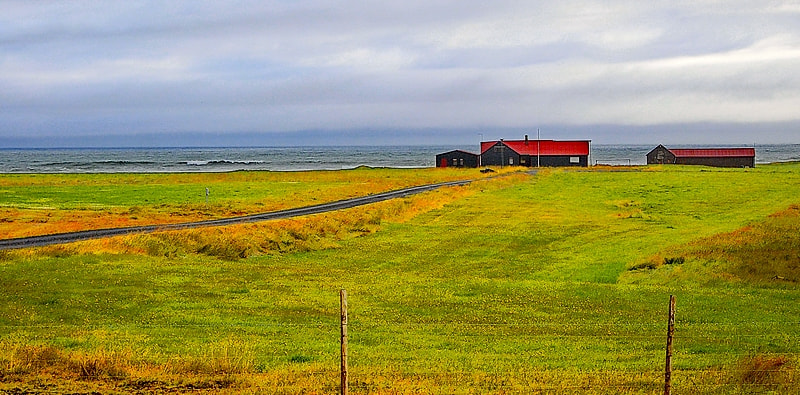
2;320;799;393
2;297;799;394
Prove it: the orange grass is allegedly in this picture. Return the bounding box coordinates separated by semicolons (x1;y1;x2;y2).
629;204;800;284
7;173;506;260
0;207;176;239
0;168;509;239
5;344;792;394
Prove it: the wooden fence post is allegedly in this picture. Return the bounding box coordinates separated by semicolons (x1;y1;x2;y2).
340;289;348;395
664;295;676;395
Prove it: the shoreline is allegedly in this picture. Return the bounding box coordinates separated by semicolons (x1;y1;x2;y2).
3;160;800;176
1;145;798;173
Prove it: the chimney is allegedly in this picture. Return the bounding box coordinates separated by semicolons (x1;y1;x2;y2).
525;135;529;145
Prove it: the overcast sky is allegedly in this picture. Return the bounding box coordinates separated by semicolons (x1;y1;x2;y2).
2;1;800;147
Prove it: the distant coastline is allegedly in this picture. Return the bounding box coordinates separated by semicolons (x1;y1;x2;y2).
0;144;798;174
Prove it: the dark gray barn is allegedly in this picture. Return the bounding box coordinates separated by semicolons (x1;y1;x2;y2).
647;145;756;168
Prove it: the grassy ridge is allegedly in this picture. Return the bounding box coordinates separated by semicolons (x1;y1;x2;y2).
625;203;800;286
1;164;799;393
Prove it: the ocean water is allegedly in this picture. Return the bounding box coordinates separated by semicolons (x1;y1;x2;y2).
0;145;798;173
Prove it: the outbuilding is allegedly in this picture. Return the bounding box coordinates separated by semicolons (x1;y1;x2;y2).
436;150;480;168
646;145;755;168
479;137;590;167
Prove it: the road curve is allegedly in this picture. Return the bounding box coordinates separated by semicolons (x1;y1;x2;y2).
0;179;472;251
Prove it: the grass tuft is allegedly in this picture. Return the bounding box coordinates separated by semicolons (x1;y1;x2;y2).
179;343;256;375
663;256;685;266
737;354;793;391
4;344;64;375
288;354;314;364
69;349;131;380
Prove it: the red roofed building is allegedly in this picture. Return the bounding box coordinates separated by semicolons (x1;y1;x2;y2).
480;137;590;167
646;145;755;168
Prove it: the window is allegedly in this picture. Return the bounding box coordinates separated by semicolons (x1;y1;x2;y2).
452;158;458;166
459;158;464;166
570;156;579;164
509;157;514;165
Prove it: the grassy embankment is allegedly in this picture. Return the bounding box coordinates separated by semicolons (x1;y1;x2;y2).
1;164;799;394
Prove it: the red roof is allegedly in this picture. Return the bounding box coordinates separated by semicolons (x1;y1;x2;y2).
481;140;590;156
669;148;755;158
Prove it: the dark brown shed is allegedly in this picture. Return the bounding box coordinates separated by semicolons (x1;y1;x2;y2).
646;145;756;168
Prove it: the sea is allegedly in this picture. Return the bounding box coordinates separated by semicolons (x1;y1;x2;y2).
0;145;798;173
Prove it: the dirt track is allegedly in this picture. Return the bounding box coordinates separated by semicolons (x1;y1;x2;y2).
0;180;471;250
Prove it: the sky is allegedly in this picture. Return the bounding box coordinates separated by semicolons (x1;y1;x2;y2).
2;1;800;147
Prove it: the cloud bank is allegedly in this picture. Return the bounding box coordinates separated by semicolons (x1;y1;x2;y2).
2;1;799;146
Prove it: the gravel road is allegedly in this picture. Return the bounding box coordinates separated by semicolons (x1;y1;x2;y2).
0;180;471;251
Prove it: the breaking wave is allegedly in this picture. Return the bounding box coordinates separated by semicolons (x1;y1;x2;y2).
186;159;266;166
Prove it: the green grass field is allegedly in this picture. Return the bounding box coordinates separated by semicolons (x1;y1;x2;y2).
1;164;799;394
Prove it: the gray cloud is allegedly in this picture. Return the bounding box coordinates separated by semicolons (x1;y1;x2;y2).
2;0;800;145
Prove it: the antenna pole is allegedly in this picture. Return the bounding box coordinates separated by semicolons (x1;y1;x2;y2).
537;128;541;168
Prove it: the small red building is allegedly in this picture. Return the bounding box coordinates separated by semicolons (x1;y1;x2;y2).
646;145;755;168
436;150;480;168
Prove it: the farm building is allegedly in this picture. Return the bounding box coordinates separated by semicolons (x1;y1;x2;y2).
646;145;756;168
479;138;590;167
436;150;480;168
